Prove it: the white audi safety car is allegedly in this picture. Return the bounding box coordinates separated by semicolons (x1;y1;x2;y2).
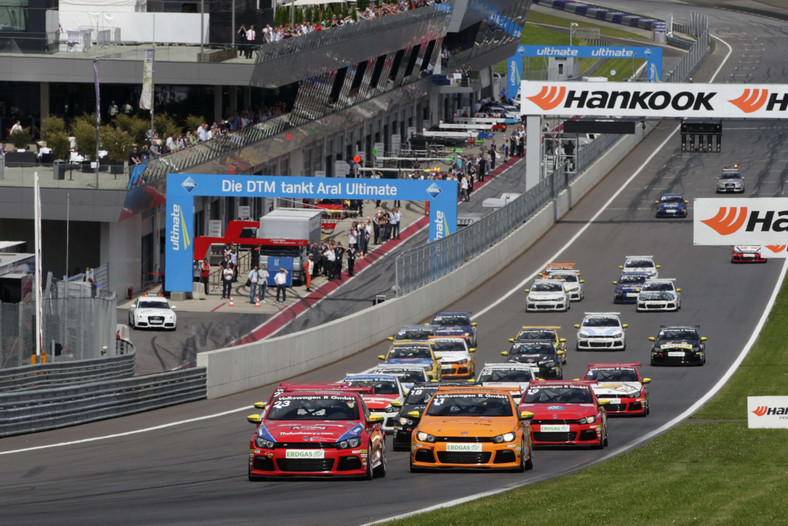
524;280;570;312
636;279;681;312
619;255;660;279
574;312;628;351
128;294;177;330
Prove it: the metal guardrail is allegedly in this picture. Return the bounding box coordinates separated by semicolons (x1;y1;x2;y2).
0;367;207;437
0;352;135;393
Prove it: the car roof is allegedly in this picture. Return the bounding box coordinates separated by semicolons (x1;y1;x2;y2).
529;380;595;387
512;339;555;346
658;325;700;331
343;374;400;382
519;325;561;330
435;385;513;396
644;278;675;283
660;192;684;198
587;362;642;369
391;340;434;346
434;311;472;317
584;311;621;317
482;362;539;370
374;364;428;371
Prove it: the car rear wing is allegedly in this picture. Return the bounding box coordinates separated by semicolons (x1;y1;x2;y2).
587;362;642;368
520;325;561;330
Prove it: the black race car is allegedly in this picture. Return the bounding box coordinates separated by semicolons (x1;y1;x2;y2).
649;325;707;366
501;340;564;379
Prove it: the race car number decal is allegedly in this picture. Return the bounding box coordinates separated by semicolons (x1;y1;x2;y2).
285;449;325;459
446;443;483;452
540;424;570;432
667;351;686;357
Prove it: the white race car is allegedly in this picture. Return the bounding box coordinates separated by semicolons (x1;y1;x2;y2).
428;336;476;379
619;255;660;279
574;312;628;351
525;280;570;312
128;294;177;330
370;364;430;392
477;363;540;398
544;269;584;301
636;279;681;312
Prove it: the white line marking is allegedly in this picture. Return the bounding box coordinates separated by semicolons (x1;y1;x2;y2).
367;33;742;526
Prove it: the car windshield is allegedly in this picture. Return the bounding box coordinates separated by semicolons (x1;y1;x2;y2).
586;369;639;382
720;172;741;179
517;329;556;340
521;386;593;404
138;300;169;309
641;291;673;300
396;328;434;340
378;370;425;384
344;379;399;395
532;282;563;292
659;329;699;340
642;282;673;291
479;369;535;383
432;315;469;326
388;346;432;360
426;393;513;417
625;259;654;268
660;195;683;203
431;340;467;352
583;317;620;327
510;343;555;355
266;395;360;420
619;275;647;284
404;387;438;404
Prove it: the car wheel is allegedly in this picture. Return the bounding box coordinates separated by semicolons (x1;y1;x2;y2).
524;440;534;471
129;316;135;330
365;447;374;480
514;440;528;472
248;465;261;481
373;444;387;478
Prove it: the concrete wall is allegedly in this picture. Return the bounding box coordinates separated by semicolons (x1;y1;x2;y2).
197;122;656;398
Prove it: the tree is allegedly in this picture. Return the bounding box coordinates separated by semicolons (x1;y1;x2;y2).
351;7;358;22
72;115;98;160
183;115;205;135
113;114;150;145
8;127;32;151
100;125;133;164
154;112;180;142
40;116;71;160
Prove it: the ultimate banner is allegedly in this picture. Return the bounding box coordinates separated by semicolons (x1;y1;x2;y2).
165;174;458;292
520;82;788;119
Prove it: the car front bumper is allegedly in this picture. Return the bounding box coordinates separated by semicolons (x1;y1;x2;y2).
577;337;625;350
531;421;603;446
411;440;524;470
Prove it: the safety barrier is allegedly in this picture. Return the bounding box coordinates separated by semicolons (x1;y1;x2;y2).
0;368;207;437
0;352;135;393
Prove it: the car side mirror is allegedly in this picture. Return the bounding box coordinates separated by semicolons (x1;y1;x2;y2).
598;399;610;406
654;200;659;204
501;351;508;356
524;289;530;293
676;288;682;292
643;378;652;384
618;265;623;269
368;414;384;424
508;338;515;342
387;336;394;341
435;355;443;360
390;400;402;408
656;265;661;268
580;279;585;283
574;324;581;328
469;348;476;353
377;355;385;360
247;414;261;424
471;322;477;327
520;411;534;421
170;305;177;309
407;410;421;418
622;324;629;328
648;337;656;341
701;336;708;341
557;350;565;355
253;401;266;409
612;281;618;285
560;338;566;342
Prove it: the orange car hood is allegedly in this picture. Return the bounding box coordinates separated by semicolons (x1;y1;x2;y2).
417;416;515;437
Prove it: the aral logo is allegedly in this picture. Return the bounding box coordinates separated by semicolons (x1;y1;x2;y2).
701;207;748;235
729;89;768;113
181;176;198;193
426;182;442;198
527;86;566;111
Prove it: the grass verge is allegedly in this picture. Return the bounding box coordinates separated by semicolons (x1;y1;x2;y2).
385;273;788;525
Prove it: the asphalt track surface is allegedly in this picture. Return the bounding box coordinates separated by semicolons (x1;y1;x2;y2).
2;4;787;525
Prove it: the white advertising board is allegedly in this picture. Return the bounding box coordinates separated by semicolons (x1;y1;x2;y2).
694;198;788;246
520;81;788;119
748;396;788;429
208;220;222;237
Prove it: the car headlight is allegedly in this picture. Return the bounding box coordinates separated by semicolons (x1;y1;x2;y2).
578;331;590;338
611;331;623;338
630;390;642;398
578;416;596;425
337;436;362;449
538;360;555;367
416;431;436;443
385;404;399;413
493;432;516;443
255;437;276;449
399;417;414;426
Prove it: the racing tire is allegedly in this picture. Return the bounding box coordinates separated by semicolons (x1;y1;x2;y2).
596;427;606;449
129;317;135;330
365;447;374;480
373;447;387;478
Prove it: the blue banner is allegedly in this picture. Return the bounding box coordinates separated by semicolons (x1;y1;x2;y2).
517;45;662;82
507;55;522;100
165;175;458;292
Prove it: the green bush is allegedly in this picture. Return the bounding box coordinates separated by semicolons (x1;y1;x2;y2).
8;128;32;151
154;112;180;141
100;125;133;163
71;116;98;160
113;114;150;144
183;114;205;135
48;133;71;161
41;116;67;139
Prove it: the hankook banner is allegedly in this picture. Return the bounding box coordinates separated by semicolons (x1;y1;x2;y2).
520;82;788;118
694;198;788;248
748;396;788;429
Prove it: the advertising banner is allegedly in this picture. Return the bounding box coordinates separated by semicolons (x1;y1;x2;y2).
139;48;154;111
520;81;788;119
748;396;788;428
507;55;522;100
165;174;457;292
694;198;788;245
517;45;662;82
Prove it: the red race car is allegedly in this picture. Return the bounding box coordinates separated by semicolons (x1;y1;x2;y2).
247;385;386;480
583;363;651;416
731;245;767;263
519;380;608;448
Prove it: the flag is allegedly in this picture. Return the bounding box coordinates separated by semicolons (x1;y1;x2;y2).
139;48;154;111
93;59;101;126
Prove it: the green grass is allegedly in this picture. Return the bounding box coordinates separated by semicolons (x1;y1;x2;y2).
385;277;788;525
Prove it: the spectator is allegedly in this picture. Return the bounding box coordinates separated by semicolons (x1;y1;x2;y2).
129;147;142;166
304;254;313;292
221;260;234;299
248;264;259;303
274;267;288;302
201;259;211;295
257;263;270;302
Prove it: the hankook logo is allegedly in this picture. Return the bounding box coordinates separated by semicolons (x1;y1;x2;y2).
752;405;788;416
752;406;768;417
527;86;566;111
766;245;787;253
729;89;769;113
700;207;748;236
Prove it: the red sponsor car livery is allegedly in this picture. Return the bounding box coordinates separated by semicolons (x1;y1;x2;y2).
518;380;608;448
247;386;386;480
583;363;651;416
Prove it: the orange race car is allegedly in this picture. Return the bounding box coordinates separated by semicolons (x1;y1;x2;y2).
409;386;534;472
